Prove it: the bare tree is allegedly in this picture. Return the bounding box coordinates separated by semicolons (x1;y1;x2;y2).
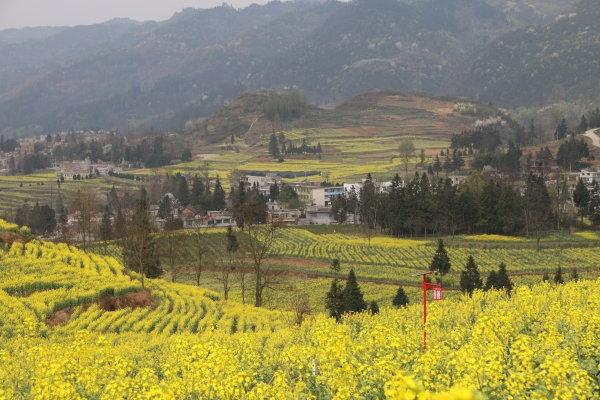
290;291;311;326
245;221;281;307
161;232;181;282
71;189;95;247
188;228;209;286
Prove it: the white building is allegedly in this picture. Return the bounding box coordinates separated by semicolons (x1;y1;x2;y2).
292;183;344;207
303;206;336;225
579;168;600;186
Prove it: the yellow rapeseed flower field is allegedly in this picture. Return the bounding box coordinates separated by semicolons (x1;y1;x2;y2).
0;220;598;399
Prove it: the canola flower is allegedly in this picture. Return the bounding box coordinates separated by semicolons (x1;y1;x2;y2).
0;220;598;399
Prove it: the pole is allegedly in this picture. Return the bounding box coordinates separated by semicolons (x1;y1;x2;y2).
422;273;427;350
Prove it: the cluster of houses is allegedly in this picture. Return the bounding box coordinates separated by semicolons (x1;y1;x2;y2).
56;159;123;180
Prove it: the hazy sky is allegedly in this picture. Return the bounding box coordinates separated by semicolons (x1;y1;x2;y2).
0;0;269;30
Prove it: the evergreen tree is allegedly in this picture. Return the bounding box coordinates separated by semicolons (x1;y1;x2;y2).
191;176;205;209
181;149;192;162
495;262;513;293
554;267;564;284
269;183;280;201
212;177;226;210
571;268;579;281
430;239;451;275
392;286;409;308
555;118;568;140
158;195;172;219
342;269;367;313
359;174;378;245
268;134;280;158
577;115;589;134
460;256;483;296
573;179;590;224
325;279;345;321
542;272;550;282
368;301;380;315
99;206;112;241
484;270;498;291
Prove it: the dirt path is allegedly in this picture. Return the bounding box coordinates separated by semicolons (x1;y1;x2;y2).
584;128;600;148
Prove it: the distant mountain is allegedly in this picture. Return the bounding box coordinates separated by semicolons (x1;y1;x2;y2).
0;0;582;136
451;0;600;107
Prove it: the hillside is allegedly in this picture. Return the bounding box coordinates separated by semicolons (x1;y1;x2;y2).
451;0;600;107
0;0;579;137
152;91;504;183
0;222;598;398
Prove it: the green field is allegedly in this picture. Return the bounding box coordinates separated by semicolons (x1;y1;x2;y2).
93;226;600;313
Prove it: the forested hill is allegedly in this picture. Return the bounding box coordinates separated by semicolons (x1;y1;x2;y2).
451;0;600;107
0;0;578;136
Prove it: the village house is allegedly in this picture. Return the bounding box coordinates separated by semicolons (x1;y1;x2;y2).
302;206;336;225
579;167;600;187
292;182;344;207
266;201;300;225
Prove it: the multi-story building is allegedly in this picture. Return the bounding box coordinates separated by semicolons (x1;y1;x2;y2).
292;182;344;207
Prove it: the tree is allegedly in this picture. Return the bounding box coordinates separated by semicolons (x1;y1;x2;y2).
430;239;451;275
189;228;208;286
460;256;482;296
342;269;367;313
71;189;95;247
392;286;409;308
485;262;512;294
325;279;345;321
113;208;126;239
269;182;279;201
359;174;378;245
523;174;552;250
576;115;589;134
571;268;579;282
158;194;172;220
181;149;192;162
268;133;280;158
122;187;162;287
573;179;590;224
99;206;112;241
554;267;564;284
554;118;568;140
399;140;416;178
369;301;380;315
212;177;226;210
245;218;280;307
161;232;181;282
220;225;239;301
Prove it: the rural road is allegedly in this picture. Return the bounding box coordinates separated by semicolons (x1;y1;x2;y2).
584;128;600;148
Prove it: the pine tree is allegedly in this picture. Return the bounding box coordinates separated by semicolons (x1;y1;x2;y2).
325;280;345;321
495;262;513;293
484;270;498;291
542;272;550;282
571;268;579;282
392;286;409;308
369;301;380;315
573;179;590;224
554;267;564;284
212;177;226;210
577;115;589;134
342;269;367;313
460;255;482;296
555;118;568;140
430;239;451;275
268;134;280;158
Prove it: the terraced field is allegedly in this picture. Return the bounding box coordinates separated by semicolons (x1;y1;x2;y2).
0;172;142;216
89;226;600;312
